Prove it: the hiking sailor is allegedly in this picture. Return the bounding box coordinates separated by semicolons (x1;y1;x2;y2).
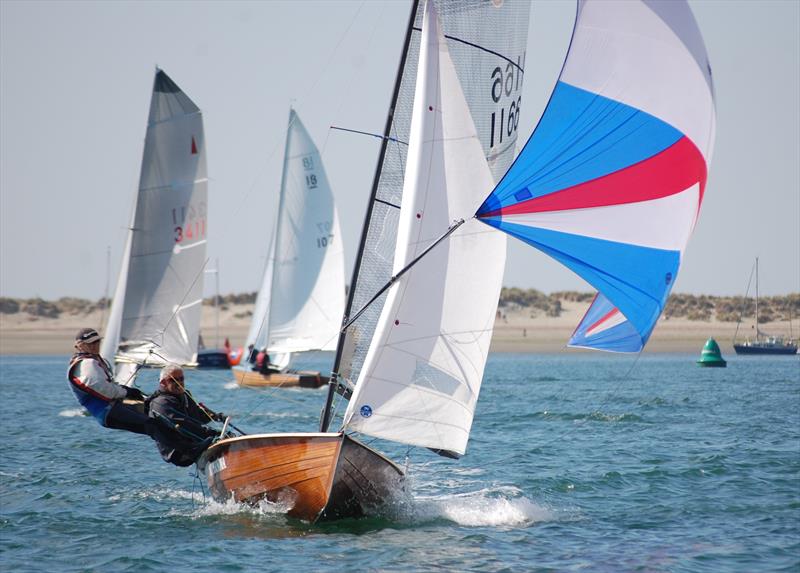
66;327;151;435
145;364;224;467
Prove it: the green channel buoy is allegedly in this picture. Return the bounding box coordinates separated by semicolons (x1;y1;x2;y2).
697;337;727;367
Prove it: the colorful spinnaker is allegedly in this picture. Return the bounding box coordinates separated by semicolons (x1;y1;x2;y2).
477;0;716;353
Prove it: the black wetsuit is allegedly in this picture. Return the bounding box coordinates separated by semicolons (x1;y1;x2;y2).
145;391;218;466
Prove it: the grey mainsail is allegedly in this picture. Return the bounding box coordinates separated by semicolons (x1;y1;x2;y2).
102;69;208;376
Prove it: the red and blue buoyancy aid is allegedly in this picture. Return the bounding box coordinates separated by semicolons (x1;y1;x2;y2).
67;353;123;426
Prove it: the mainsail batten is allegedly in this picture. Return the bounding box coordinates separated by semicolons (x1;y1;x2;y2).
477;0;716;353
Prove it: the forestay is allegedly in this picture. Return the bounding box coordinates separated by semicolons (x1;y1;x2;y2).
102;69;208;371
477;0;716;352
336;0;531;386
342;0;505;456
246;109;345;358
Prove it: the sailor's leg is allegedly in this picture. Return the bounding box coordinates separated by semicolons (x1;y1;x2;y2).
105;401;152;436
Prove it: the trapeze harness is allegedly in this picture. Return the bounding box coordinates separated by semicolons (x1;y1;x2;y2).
67;353;120;426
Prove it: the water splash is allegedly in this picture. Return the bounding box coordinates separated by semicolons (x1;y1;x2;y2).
189;495;295;519
58;408;88;418
401;486;555;527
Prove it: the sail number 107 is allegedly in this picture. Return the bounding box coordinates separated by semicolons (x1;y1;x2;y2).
316;221;333;249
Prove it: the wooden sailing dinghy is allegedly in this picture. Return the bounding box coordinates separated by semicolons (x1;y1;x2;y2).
199;433;402;521
232;108;345;389
199;0;532;520
101;69;208;383
232;369;328;389
200;0;715;522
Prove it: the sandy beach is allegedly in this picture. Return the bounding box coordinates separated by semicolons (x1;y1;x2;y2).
1;298;794;356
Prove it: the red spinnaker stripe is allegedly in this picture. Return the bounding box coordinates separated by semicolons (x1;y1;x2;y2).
586;307;620;336
480;137;707;218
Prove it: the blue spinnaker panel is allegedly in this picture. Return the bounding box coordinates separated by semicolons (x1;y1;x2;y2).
480;218;679;346
477;82;683;216
568;293;645;352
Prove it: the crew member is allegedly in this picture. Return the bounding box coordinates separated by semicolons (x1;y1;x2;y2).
255;348;279;375
66;328;150;435
145;364;224;467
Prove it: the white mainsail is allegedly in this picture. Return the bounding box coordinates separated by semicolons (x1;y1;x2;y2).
244;109;345;364
335;0;530;389
101;69;208;374
342;0;505;456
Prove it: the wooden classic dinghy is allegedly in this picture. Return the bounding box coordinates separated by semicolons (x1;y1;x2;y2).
233;368;328;389
197;433;404;522
194;0;716;525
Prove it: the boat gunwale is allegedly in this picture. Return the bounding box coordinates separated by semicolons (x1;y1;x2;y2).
201;431;344;454
198;432;405;476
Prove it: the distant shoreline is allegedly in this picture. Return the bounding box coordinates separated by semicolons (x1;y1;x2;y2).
2;292;798;356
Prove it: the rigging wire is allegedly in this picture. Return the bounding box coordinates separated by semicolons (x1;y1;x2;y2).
230;0;368;222
476;347;645;469
320;0;386;156
733;259;756;343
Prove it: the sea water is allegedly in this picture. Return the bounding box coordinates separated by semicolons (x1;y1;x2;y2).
0;353;797;572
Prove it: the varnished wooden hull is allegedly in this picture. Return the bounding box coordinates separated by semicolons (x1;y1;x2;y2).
233;368;329;388
197;433;404;522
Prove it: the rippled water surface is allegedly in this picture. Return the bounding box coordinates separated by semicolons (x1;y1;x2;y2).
1;353;798;572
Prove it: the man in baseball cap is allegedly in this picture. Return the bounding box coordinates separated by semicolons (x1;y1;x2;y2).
66;327;151;435
145;364;224;466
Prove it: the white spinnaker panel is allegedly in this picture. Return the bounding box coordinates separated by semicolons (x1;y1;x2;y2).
337;0;530;386
267;110;345;354
563;0;716;162
490;184;701;253
343;1;505;455
116;70;207;367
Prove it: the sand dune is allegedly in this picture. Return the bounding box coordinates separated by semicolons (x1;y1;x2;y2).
2;299;796;356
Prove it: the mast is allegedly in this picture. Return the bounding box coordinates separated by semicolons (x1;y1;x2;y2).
321;0;420;433
261;108;295;354
214;260;220;348
99;245;111;330
755;256;760;339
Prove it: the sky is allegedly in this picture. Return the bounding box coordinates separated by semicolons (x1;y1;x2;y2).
1;0;798;301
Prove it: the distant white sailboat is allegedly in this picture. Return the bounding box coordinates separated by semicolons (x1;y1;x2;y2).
101;69;208;382
234;108;345;388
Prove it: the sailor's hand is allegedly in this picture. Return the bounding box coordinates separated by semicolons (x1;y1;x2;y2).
125;387;145;401
212;411;227;422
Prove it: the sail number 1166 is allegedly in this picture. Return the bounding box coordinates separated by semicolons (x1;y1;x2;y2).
490;53;525;148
